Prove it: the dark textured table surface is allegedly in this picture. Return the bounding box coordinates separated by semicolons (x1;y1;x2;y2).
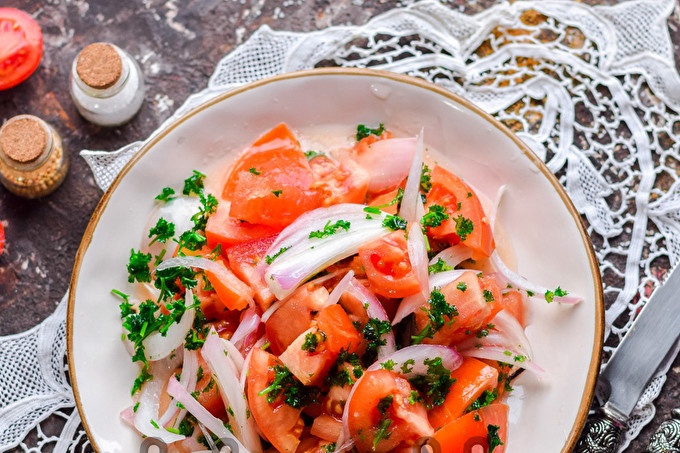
1;0;679;452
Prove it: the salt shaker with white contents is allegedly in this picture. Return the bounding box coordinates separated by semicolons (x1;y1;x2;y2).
69;42;145;127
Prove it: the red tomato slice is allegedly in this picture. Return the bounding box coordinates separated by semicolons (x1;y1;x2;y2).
223;123;323;228
347;369;433;453
358;231;421;298
279;327;336;386
204;258;254;311
315;304;364;355
428;357;499;430
433;403;508;453
497;288;526;327
416;272;495;345
0;8;43;91
309;155;369;206
0;222;5;255
205;200;281;249
247;349;303;453
265;285;328;355
226;235;277;311
425;165;495;259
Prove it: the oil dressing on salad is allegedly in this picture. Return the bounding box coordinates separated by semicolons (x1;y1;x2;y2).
113;123;582;453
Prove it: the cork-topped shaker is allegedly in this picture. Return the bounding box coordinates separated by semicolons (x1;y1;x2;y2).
70;42;145;127
0;115;69;198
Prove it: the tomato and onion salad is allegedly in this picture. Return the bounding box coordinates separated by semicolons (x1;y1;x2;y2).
114;123;580;453
0;8;43;91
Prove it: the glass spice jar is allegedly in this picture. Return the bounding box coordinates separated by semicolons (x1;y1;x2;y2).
69;42;145;127
0;115;69;198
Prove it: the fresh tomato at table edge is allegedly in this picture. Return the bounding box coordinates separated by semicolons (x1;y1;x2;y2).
0;8;43;91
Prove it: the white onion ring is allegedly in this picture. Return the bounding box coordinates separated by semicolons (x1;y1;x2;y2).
230;307;261;350
158;348;198;427
346;278;395;359
321;270;355;309
353;137;417;194
407;223;429;300
428;244;473;268
399;130;425;224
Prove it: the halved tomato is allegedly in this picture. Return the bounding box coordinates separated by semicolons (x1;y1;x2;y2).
347;369;433;453
358;231;421;298
247;349;304;453
223;123;323;228
425;165;495;259
0;8;43;91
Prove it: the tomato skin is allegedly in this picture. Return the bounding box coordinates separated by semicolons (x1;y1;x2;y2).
428;357;499;429
497;288;526;327
309;155;369;206
206;200;281;249
425;165;495;259
347;369;433;453
0;8;43;91
358;231;421;298
223;123;323;228
433;403;508;453
204;258;254;311
315;304;364;355
247;349;304;453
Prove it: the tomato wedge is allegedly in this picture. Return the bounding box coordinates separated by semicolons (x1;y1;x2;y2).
226;235;277;311
425;165;495;259
347;369;433;453
223;123;323;228
247;349;304;453
309;155;369;206
433;403;508;453
0;8;43;91
358;231;421;298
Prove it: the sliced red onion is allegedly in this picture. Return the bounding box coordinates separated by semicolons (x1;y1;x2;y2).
230;307;261;350
120;405;135;428
347;278;395;359
134;354;185;443
262;204;391;299
352;137;417;194
488;184;508;234
460;346;547;380
239;336;267;392
166;377;250;452
157;255;255;308
223;336;246;374
321;270;355;309
407;223;429;300
490;251;583;304
366;344;463;376
142;289;196;361
457;309;534;361
428;244;473;268
392;270;469;325
202;329;261;452
158;348;199;427
399;130;424;224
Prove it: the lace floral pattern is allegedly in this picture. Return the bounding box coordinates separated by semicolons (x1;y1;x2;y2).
4;0;680;451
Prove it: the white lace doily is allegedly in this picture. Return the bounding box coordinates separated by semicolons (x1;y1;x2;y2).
4;0;680;451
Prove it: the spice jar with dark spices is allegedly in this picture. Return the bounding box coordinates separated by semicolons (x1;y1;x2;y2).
0;115;69;198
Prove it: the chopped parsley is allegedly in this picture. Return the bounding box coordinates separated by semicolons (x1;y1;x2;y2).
373;395;394;450
325;351;364;387
258;364;319;408
148;217;175;244
483;289;495;302
182;170;206;196
421;204;449;228
322;443;336;452
362;318;392;364
428;258;453;274
382;214;407;231
127;249;152;283
356;123;385;141
454;214;474;241
487;424;505;453
249;167;261;175
304;150;322;160
272;190;283;197
466;389;498;412
265;246;290;265
302;331;322;352
408;357;455;408
420;164;432;193
154;265;197;301
309;220;351;239
545;286;568;303
412;288;458;344
456;281;468;292
155;187;176;202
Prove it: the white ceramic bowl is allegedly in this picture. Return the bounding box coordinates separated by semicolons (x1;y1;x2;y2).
68;68;604;453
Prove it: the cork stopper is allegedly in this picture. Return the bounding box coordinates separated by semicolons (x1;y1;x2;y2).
0;116;48;163
76;43;123;89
